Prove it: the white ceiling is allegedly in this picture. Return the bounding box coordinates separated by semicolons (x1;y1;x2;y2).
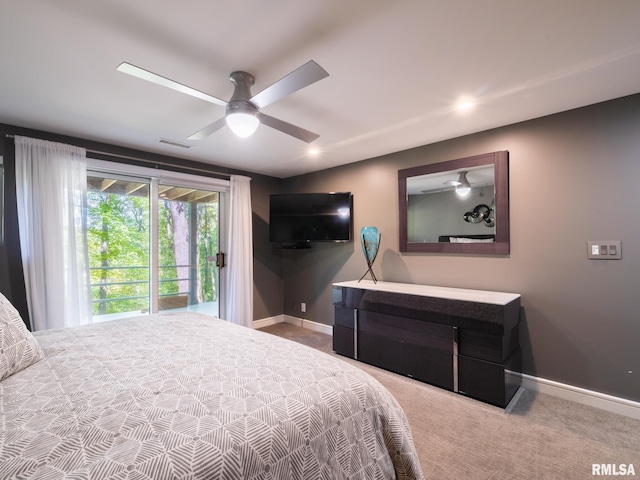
2;1;640;178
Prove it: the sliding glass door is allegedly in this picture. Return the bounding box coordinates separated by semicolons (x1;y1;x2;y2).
157;183;220;316
87;172;223;321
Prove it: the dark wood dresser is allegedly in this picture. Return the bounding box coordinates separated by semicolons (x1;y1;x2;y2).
332;280;522;407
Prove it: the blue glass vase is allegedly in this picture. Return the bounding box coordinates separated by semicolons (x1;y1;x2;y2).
359;226;380;283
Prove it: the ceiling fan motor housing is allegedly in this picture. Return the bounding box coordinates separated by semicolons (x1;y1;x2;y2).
226;101;258;117
229;71;255;102
227;71;259;118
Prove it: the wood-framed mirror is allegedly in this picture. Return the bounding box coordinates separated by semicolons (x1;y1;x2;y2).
398;151;509;254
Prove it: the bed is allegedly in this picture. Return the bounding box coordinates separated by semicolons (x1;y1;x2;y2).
1;308;424;479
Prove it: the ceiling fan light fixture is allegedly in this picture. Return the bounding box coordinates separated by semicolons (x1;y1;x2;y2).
454;171;472;197
456;186;472;197
226;110;260;138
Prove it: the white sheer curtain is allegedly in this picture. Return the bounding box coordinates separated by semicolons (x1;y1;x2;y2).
15;136;91;331
225;175;253;327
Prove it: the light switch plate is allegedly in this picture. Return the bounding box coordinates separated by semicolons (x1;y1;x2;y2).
587;241;621;260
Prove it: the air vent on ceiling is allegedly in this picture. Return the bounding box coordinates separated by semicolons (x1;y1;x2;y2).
156;138;192;149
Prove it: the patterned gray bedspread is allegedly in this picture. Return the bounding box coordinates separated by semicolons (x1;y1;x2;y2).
1;313;423;479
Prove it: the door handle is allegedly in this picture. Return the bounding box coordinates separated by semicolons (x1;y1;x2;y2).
216;252;226;268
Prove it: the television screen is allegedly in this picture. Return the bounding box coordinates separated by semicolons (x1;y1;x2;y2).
269;192;352;244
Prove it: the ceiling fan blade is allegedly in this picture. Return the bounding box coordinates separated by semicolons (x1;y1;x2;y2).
187;117;227;140
250;60;329;109
260;113;320;143
117;62;228;107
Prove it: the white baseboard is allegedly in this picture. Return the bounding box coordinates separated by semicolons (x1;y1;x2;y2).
509;371;640;420
253;314;333;336
252;315;283;330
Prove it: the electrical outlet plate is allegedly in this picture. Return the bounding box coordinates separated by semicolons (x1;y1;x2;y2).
587;241;621;260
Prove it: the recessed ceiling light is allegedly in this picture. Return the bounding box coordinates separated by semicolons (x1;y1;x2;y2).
455;97;476;113
308;147;320;156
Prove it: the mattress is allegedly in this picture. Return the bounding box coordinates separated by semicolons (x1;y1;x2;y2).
0;313;423;479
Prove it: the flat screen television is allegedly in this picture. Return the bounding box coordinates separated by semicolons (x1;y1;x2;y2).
269;192;352;245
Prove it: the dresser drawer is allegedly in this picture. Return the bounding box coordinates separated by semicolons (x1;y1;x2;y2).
359;310;453;352
359;333;453;390
458;325;519;363
333;325;354;358
458;347;521;407
334;305;355;328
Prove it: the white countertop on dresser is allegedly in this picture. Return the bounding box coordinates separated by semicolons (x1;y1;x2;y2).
333;280;520;306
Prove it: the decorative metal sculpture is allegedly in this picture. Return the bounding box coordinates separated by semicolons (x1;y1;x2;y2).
359;226;380;283
463;203;495;227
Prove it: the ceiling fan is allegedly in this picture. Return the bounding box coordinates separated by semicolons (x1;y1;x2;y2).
117;60;329;142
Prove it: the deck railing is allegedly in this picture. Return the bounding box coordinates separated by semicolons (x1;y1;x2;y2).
89;265;194;308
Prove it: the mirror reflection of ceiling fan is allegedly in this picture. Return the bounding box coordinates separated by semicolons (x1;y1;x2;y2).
443;171;472;197
117;60;329;142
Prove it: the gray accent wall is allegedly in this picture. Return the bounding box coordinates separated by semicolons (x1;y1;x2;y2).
280;94;640;402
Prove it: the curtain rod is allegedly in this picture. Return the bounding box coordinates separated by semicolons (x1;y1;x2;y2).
5;133;232;179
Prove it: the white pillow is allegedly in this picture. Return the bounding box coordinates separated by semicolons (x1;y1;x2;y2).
0;292;43;381
450;237;495;243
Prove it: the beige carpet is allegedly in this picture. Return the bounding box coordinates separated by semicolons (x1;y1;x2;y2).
259;323;639;480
